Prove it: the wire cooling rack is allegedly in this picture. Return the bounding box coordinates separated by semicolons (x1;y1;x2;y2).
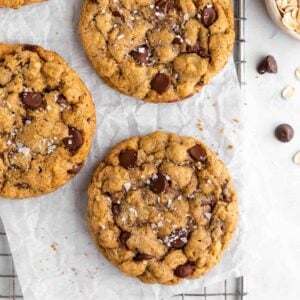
0;0;246;299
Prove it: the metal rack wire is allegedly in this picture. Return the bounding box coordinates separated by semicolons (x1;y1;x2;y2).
0;0;246;299
0;220;22;299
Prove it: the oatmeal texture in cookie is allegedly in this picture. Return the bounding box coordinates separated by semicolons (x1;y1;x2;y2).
0;44;96;199
0;0;44;8
79;0;235;103
88;131;238;284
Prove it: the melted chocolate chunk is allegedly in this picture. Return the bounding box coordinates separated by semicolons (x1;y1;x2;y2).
119;149;137;169
188;144;207;162
134;253;154;261
67;163;83;175
150;173;169;194
119;231;131;246
20;92;43;110
129;45;150;64
174;263;193;278
63;127;83;151
186;43;210;58
202;6;217;27
155;0;175;14
150;73;171;94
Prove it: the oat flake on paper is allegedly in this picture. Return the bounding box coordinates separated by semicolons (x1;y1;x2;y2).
0;0;267;300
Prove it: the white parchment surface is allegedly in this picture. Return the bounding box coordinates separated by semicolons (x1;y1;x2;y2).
0;0;270;299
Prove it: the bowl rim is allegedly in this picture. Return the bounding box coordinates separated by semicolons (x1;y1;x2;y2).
264;0;300;41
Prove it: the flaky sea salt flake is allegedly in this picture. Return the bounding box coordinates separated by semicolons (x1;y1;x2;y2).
124;182;131;192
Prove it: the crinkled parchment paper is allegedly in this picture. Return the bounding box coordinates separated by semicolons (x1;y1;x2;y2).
0;0;270;299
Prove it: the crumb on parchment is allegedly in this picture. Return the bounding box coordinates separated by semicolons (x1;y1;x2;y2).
50;242;58;251
196;118;204;132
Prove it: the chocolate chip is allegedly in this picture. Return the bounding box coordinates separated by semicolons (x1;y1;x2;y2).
129;45;150;64
67;163;83;174
112;203;121;216
275;124;294;143
150;73;170;94
257;55;278;74
172;37;183;45
119;231;131;246
23;44;38;52
188;144;207;162
174;263;193;278
221;181;231;202
168;229;188;249
20;92;43;110
63;127;83;150
221;222;226;231
112;11;125;21
57;95;68;105
134;253;154;261
119;149;137;169
150;173;168;194
186;43;210;58
201;197;216;207
202;6;217;27
15;183;30;189
155;0;175;14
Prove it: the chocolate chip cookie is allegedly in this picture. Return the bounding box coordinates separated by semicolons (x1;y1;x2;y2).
79;0;235;103
88;131;238;284
0;0;44;8
0;44;96;199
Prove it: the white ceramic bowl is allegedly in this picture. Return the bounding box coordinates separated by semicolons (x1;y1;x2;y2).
265;0;300;41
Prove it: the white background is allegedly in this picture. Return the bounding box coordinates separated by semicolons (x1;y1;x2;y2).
246;0;300;299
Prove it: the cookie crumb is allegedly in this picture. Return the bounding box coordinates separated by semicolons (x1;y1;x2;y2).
71;267;79;276
196;118;204;132
50;242;58;251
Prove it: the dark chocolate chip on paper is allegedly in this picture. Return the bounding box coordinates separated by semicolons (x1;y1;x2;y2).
275;124;294;143
257;55;278;74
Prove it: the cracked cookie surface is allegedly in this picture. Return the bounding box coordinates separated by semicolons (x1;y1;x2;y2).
0;44;96;199
88;131;238;284
79;0;234;103
0;0;44;8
